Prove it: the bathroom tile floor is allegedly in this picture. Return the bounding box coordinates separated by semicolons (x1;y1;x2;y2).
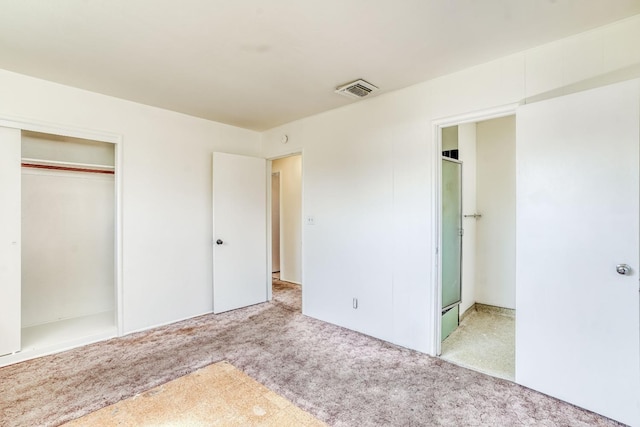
440;306;515;381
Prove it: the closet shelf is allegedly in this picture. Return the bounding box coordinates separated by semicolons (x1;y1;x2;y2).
21;158;115;174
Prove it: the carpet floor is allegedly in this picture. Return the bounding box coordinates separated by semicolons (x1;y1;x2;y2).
61;361;326;426
0;279;623;427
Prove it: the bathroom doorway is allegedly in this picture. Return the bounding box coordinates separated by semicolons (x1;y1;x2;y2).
437;114;516;380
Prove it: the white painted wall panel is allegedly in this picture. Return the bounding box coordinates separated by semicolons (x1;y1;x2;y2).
524;43;565;97
602;16;640;72
21;169;115;326
0;127;21;356
458;123;477;316
475;116;516;309
297;106;395;341
563;31;604;85
387;92;433;351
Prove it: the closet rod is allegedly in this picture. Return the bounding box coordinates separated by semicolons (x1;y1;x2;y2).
21;162;115;175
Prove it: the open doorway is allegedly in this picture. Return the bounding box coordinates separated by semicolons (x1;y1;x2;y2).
270;154;302;311
437;113;516;381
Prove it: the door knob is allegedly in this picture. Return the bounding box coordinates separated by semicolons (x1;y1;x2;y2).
616;264;631;275
216;239;223;245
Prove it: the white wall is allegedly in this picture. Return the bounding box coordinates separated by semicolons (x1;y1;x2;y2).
261;14;640;353
0;69;261;334
271;172;280;272
458;123;477;316
22;131;115;165
21;169;115;327
272;155;302;284
475;116;516;309
441;126;458;151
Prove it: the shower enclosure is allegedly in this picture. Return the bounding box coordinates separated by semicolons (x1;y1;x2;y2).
441;157;462;340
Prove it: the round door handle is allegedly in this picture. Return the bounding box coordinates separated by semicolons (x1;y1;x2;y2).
616;264;631;275
216;239;223;245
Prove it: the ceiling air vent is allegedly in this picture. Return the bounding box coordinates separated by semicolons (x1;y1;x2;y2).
335;79;379;99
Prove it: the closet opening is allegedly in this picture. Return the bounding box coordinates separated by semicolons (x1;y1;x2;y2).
20;130;117;354
436;113;516;381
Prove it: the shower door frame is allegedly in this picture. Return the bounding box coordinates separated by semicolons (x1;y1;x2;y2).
440;156;463;340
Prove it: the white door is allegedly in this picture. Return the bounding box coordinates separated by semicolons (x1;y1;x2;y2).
212;152;267;313
0;128;22;356
516;80;640;426
0;127;21;356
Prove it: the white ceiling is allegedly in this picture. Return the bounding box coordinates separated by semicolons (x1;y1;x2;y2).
1;1;639;131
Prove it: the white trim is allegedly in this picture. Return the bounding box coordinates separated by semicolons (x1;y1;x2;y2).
300;151;305;312
432;103;520;128
0;115;120;144
429;103;518;357
270;147;304;161
429;121;443;357
266;162;274;302
122;310;213;336
278;171;284;284
0;328;116;368
115;138;124;336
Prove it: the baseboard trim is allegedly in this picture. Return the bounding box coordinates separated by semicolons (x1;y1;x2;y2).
459;304;476;322
460;303;515;321
476;303;515;318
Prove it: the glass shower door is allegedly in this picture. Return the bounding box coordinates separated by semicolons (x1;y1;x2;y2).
441;158;462;340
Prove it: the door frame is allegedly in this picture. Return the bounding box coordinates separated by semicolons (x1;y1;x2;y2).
429;103;518;356
0;116;124;335
266;151;303;304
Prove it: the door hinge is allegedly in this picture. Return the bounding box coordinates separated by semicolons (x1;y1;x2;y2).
459;228;464;236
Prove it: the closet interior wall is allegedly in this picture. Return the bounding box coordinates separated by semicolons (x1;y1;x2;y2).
20;130;116;353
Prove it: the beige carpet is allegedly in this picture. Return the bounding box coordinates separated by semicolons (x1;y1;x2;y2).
0;282;623;426
62;361;325;426
441;305;515;381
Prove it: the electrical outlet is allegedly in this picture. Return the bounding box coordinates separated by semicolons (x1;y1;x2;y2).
305;216;315;225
